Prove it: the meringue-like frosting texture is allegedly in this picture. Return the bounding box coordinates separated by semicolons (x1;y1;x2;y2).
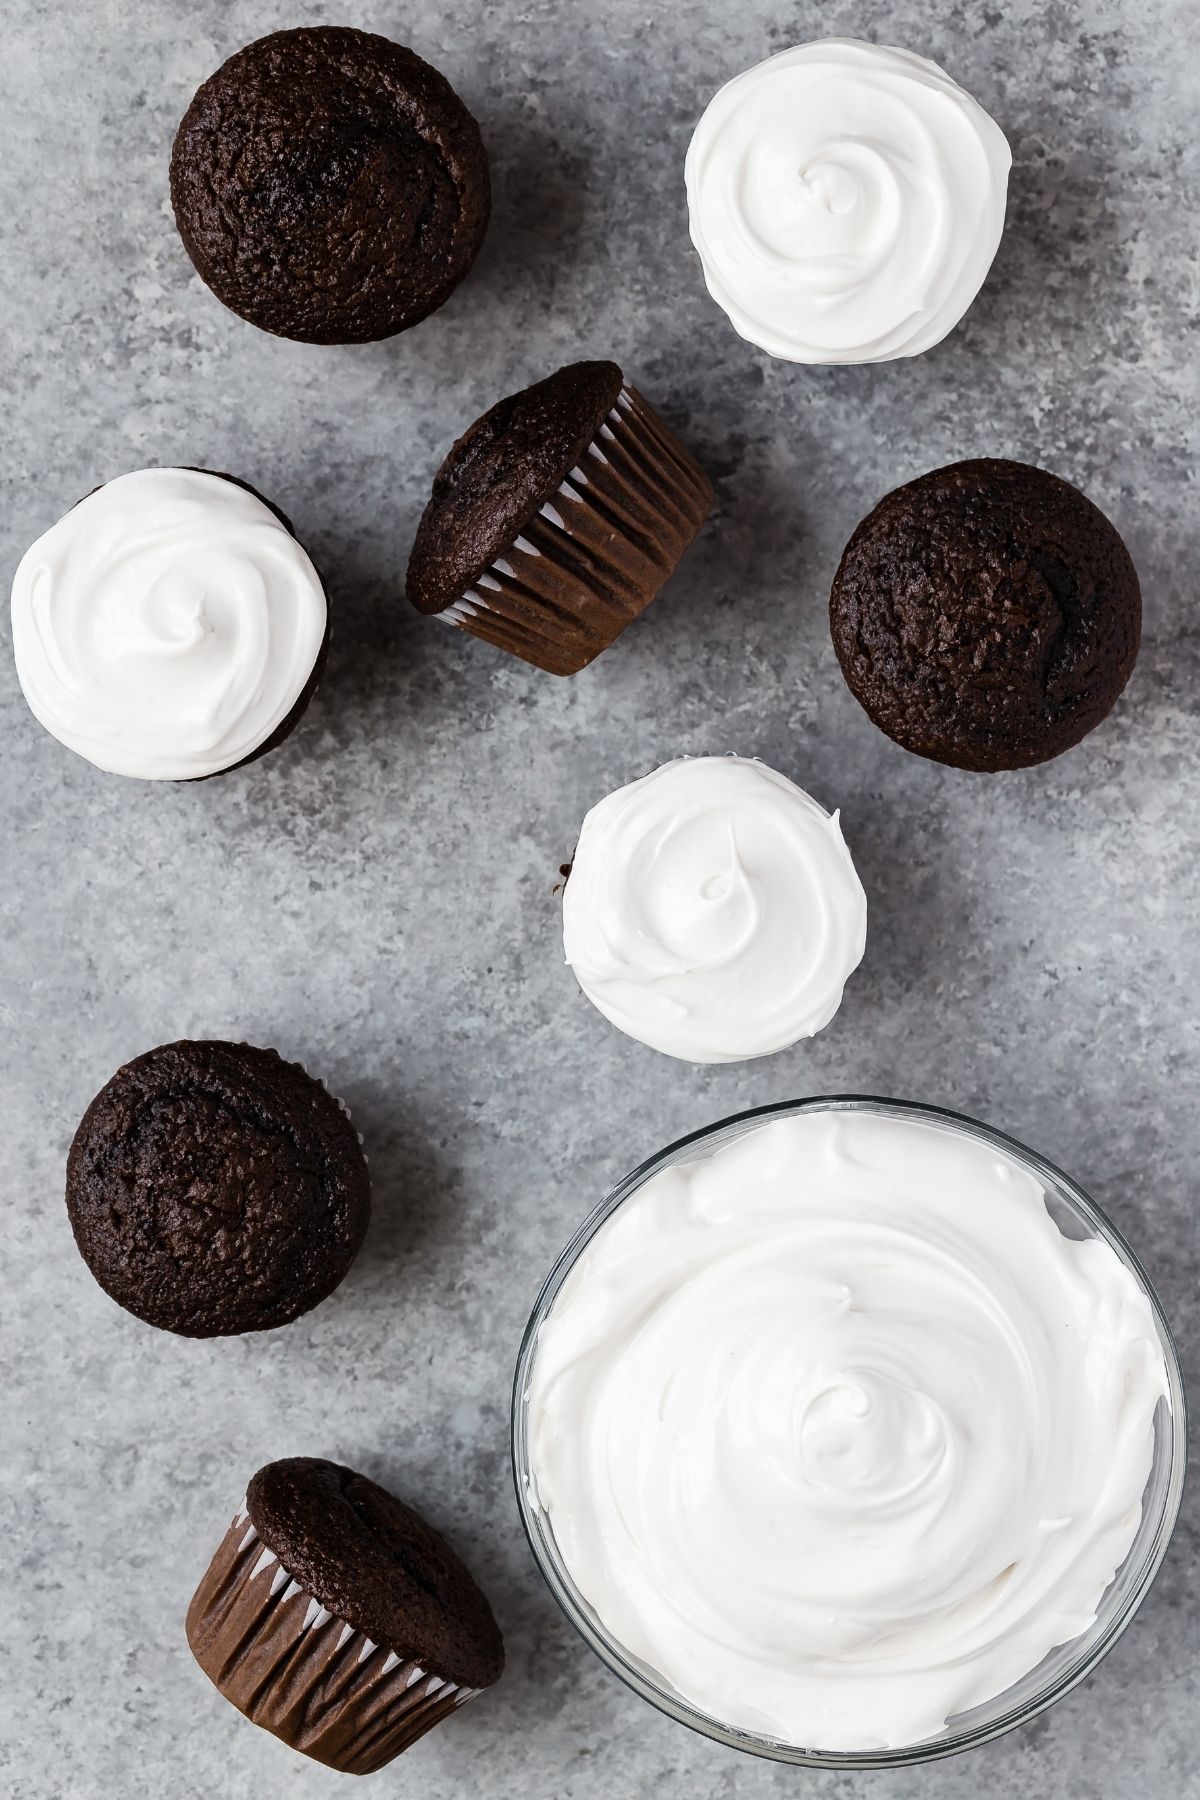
527;1109;1169;1751
685;39;1011;363
10;468;327;779
562;757;866;1062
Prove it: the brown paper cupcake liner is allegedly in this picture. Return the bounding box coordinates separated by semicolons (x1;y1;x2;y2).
187;1502;478;1774
435;383;713;675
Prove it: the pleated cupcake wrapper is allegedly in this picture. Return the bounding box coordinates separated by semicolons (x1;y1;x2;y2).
435;383;713;675
187;1502;478;1774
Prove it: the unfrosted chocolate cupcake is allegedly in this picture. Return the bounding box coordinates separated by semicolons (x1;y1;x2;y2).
187;1459;504;1773
829;459;1141;771
407;361;713;675
170;27;490;344
65;1042;370;1336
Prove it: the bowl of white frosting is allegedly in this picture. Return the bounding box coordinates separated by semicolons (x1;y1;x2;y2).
512;1098;1185;1767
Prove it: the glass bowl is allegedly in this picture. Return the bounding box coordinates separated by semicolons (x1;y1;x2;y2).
511;1095;1186;1770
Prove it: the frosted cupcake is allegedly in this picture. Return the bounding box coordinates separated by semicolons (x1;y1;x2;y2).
685;40;1011;363
563;756;867;1061
10;467;327;778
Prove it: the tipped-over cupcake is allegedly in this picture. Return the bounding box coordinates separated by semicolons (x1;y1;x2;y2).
10;468;327;779
830;458;1142;770
170;27;490;343
187;1459;504;1773
65;1041;370;1336
563;756;867;1061
406;361;712;675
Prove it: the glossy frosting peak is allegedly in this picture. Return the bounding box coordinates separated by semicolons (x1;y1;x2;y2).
685;39;1011;363
562;757;866;1062
10;468;326;779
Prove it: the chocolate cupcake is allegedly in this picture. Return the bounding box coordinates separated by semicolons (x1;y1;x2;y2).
170;26;490;344
406;361;713;675
187;1459;504;1773
829;459;1141;771
65;1042;370;1336
9;468;328;781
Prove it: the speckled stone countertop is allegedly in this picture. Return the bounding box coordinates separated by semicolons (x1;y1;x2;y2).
2;2;1197;1796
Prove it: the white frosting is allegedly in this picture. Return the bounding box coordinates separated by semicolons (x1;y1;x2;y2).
527;1108;1168;1751
10;468;327;779
562;757;866;1062
685;40;1011;363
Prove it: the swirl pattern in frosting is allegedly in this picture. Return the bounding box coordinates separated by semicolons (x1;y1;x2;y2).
10;468;327;779
527;1108;1169;1751
562;756;866;1062
685;40;1011;363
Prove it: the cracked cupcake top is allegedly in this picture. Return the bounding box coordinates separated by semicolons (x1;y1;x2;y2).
65;1041;370;1335
170;26;490;343
830;458;1141;771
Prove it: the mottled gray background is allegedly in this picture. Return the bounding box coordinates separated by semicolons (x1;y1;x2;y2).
2;0;1196;1795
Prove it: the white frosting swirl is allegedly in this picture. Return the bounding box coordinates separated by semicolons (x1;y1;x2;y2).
562;757;866;1062
527;1108;1169;1751
685;40;1011;363
10;468;327;779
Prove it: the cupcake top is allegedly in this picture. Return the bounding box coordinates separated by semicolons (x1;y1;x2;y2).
685;39;1010;363
170;26;490;344
563;757;867;1062
10;469;327;780
406;360;624;614
830;458;1142;770
245;1458;505;1692
65;1042;370;1336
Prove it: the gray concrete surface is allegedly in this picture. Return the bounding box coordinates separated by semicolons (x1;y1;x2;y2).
2;0;1197;1795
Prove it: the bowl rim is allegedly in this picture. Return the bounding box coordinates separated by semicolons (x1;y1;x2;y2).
510;1093;1188;1770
